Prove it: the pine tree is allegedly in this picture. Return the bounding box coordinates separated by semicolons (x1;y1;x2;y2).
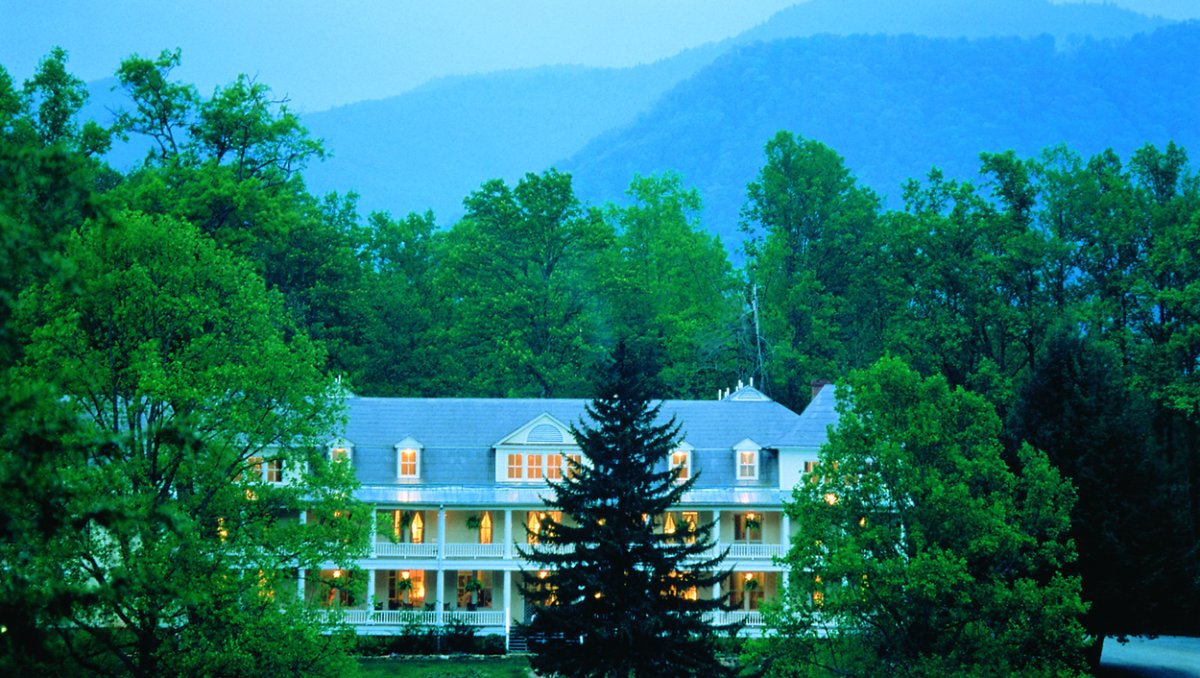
520;342;732;677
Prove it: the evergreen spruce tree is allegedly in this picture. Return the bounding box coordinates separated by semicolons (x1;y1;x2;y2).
520;341;732;677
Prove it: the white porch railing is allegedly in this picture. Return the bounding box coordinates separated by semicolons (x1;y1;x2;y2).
370;540;784;560
372;609;437;625
444;543;506;559
446;610;505;626
708;610;764;626
727;543;785;560
319;609;506;627
373;542;438;558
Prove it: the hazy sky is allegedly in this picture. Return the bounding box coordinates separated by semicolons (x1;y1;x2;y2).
1;1;800;112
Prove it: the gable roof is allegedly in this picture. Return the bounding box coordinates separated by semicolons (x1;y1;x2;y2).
780;383;840;449
340;395;818;452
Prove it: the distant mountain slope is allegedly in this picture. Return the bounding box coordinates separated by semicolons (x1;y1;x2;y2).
301;50;719;219
744;0;1168;42
561;23;1200;249
293;0;1171;224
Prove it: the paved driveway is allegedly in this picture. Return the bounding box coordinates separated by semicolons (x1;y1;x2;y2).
1100;636;1200;677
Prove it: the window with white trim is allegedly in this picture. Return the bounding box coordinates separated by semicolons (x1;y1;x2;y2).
737;449;759;480
398;447;419;478
503;452;581;482
671;448;692;482
527;453;543;481
330;446;352;464
264;459;284;483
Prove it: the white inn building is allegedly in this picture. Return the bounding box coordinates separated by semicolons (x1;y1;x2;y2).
304;383;837;643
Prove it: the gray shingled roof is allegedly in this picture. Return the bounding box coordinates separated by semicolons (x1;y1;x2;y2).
780;384;840;449
341;394;812;452
338;387;838;490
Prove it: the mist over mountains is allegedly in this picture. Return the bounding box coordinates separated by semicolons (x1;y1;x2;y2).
564;23;1200;246
89;0;1198;251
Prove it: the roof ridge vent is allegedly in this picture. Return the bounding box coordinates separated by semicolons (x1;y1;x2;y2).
725;384;772;402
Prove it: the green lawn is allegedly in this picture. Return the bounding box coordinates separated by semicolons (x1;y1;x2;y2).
357;655;531;678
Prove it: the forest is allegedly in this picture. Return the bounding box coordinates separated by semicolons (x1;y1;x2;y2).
1;45;1198;672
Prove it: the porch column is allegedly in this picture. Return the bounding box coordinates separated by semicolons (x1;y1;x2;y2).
369;508;377;558
436;505;446;626
503;569;513;652
367;568;376;616
503;509;513;558
712;509;721;553
781;512;791;553
297;568;306;604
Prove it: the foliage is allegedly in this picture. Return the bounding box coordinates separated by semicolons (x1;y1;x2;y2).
742;131;882;409
357;655;528;678
603;172;745;397
751;358;1087;677
521;341;732;677
6;211;368;676
440;169;613;396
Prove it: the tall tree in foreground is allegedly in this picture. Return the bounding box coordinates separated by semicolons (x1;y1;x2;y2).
750;358;1087;677
1007;329;1184;668
521;342;731;677
9;212;367;677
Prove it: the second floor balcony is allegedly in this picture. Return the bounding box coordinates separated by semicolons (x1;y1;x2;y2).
366;507;791;564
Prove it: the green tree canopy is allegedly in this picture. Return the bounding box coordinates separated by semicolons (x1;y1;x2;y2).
8;211;367;676
441;169;613;396
603;172;744;397
752;357;1087;677
741;131;882;409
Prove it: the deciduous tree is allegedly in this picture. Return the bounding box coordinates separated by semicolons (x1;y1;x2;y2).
752;357;1087;677
9;211;367;677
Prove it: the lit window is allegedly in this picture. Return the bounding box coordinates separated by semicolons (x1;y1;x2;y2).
526;511;560;544
479;511;493;545
735;512;762;543
398;448;419;478
527;511;542;544
507;453;523;480
410;512;424;544
671;449;691;482
265;459;283;483
527;453;543;480
247;456;263;479
330;447;351;464
565;453;582;479
457;571;493;609
388;569;424;608
546;454;563;480
737;450;759;479
682;511;699;544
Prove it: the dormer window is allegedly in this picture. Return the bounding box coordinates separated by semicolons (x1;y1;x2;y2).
330;444;352;465
395;437;423;480
733;439;761;480
738;450;759;479
671;443;694;483
265;459;284;483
